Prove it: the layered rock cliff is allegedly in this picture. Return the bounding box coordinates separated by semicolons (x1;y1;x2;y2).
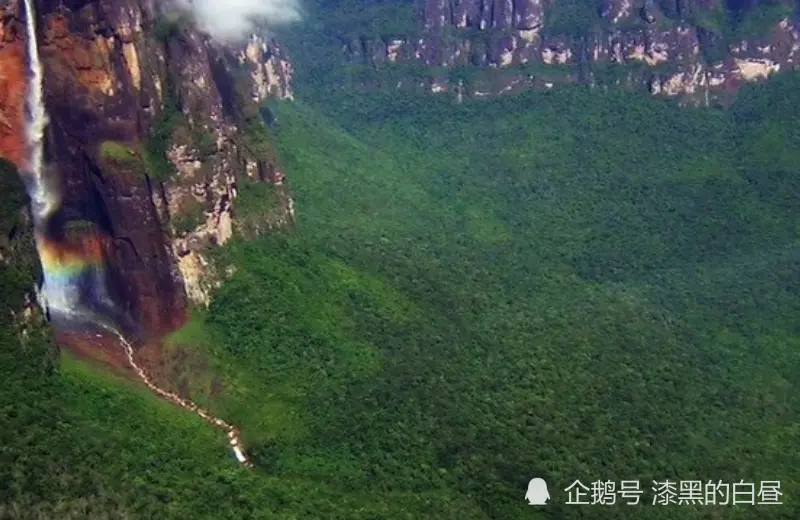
321;0;800;102
0;0;294;350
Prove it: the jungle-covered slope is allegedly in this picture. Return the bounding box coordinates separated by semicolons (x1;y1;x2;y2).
1;73;799;518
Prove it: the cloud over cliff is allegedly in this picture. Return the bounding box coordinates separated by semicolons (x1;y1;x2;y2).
176;0;302;41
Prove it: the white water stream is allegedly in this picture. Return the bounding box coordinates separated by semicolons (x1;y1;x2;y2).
101;325;253;467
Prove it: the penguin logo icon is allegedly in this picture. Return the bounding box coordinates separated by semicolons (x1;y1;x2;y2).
525;477;550;505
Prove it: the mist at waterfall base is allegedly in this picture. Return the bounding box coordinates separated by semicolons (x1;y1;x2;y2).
36;230;138;338
21;0;134;340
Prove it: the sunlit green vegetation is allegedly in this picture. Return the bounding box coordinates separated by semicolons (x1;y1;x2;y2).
99;141;138;164
98;140;151;179
1;68;799;520
240;115;275;158
235;178;282;219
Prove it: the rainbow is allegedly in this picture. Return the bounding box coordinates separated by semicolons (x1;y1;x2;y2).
38;233;104;272
38;233;104;286
35;232;108;319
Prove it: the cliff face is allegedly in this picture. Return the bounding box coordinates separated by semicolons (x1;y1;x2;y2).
0;0;294;349
0;11;26;167
333;0;800;102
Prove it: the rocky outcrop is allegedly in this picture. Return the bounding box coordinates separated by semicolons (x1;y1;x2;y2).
239;34;294;102
0;0;294;352
336;0;800;103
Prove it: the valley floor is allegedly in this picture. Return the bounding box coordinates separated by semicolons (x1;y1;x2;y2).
2;75;800;519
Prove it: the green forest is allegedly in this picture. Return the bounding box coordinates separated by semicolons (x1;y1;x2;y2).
2;67;800;519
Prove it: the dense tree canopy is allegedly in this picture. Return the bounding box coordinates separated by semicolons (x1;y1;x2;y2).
1;71;799;518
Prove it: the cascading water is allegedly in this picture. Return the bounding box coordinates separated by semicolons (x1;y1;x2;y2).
98;324;253;467
20;0;251;467
22;0;48;221
22;0;63;315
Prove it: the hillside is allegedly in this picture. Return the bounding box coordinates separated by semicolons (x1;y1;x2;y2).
3;63;799;518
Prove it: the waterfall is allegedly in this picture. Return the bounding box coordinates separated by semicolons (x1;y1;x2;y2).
22;0;52;225
21;0;67;317
20;1;251;467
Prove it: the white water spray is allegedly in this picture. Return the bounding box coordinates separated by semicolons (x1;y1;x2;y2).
21;0;69;316
22;0;53;226
21;0;251;467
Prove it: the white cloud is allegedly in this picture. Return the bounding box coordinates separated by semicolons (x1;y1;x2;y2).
175;0;302;42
